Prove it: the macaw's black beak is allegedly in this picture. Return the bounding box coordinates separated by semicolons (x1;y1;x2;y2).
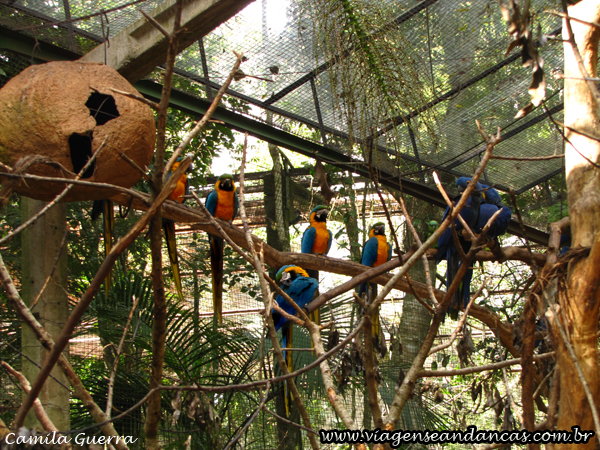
280;272;292;287
374;224;385;235
316;209;328;221
221;179;233;191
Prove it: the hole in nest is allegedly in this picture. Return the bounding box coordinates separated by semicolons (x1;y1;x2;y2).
69;132;95;179
86;92;119;126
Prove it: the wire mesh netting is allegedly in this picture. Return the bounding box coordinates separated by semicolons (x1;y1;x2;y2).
0;0;564;447
1;0;566;198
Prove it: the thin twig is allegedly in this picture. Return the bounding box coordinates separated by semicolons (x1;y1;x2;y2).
222;383;270;450
0;361;64;440
108;87;159;110
433;172;476;241
490;154;564;161
0;137;108;246
163;51;244;181
111;147;151;183
263;407;318;435
138;9;171;38
0;253;129;449
105;296;140;419
396;195;438;306
30;227;68;310
545;10;600;29
428;279;488;356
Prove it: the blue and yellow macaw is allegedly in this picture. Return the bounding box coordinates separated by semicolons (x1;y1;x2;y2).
437;177;511;319
358;223;391;341
272;265;319;416
91;199;114;296
205;174;239;324
163;159;190;302
301;205;332;325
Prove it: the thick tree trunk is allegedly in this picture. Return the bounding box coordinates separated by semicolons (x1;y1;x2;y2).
559;1;600;447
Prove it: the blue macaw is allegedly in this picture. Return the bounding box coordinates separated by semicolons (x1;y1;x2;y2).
560;232;571;255
206;174;239;324
358;223;392;341
272;265;318;416
301;205;332;325
437;177;511;320
91;199;114;296
163;159;191;302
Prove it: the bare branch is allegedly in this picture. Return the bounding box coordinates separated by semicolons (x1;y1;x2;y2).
0;137;108;245
108;87;159;110
223;383;270;450
419;352;555;377
1;361;63;438
106;296;140;419
428;280;487;356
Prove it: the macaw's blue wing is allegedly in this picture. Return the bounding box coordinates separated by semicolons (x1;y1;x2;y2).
233;194;239;219
481;184;504;208
476;205;511;238
273;275;318;417
560;233;571;255
327;229;333;254
361;236;379;267
205;189;218;216
273;276;319;331
436;196;478;321
163;218;184;301
301;226;316;254
358;237;379;297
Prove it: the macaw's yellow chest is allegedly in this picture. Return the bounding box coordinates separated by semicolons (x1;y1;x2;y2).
170;174;187;203
312;223;330;254
374;235;389;267
215;189;236;221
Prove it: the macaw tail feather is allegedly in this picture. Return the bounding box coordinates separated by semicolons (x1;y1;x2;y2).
92;200;114;297
210;234;224;324
164;219;184;301
371;304;380;341
283;326;294;417
309;308;320;326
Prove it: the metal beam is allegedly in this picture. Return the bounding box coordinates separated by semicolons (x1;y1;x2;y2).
80;0;254;82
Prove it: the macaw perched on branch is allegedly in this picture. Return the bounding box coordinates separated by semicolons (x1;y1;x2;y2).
272;265;319;417
91;199;114;296
301;205;332;325
205;174;239;324
163;159;190;302
358;222;391;345
437;177;511;320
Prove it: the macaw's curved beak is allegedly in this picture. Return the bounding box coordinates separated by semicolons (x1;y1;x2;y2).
280;271;293;287
316;209;328;221
221;178;233;191
374;224;385;235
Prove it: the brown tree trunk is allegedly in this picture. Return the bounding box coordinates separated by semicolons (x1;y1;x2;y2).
558;1;600;447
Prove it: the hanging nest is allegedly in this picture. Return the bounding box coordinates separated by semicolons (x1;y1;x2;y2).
0;61;155;202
